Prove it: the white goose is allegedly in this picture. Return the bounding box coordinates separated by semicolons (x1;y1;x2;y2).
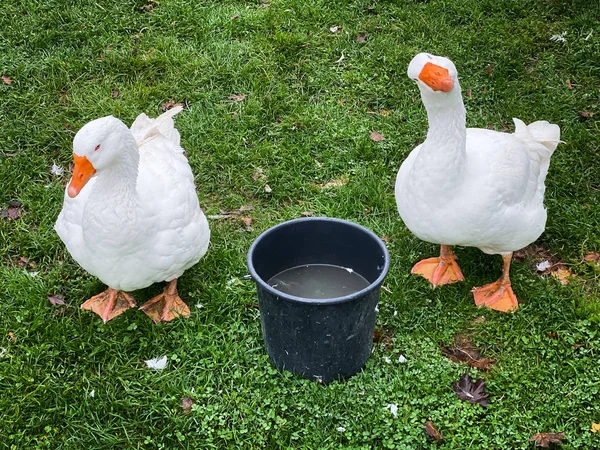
55;106;210;323
395;53;560;312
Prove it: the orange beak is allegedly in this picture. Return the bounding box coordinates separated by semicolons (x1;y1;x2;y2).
419;62;454;92
68;154;96;198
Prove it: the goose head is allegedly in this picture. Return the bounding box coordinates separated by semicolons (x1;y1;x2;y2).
68;116;134;198
407;53;459;99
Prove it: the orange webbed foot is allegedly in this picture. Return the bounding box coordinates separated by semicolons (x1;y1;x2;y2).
411;245;465;286
81;288;137;323
472;280;519;312
139;279;190;324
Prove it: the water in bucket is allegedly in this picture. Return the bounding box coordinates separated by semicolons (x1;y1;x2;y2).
267;264;370;299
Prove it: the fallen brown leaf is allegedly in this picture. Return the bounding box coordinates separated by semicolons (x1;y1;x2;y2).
442;334;496;371
452;373;490;407
565;79;574;90
2;76;13;85
241;217;253;230
300;211;313;217
160;100;184;111
466;88;472;99
181;396;195;414
230;13;239;20
252;167;266;181
373;328;394;349
14;256;36;269
370;130;385;142
356;32;368;43
578;110;594;120
1;200;24;220
583;252;599;263
529;432;565;448
8;332;16;342
380;235;391;243
468;357;496;371
111;89;120;98
424;420;444;441
228;93;246;102
471;316;487;325
318;177;348;189
48;294;66;306
486;64;493;76
591;423;600;433
551;267;574;285
141;2;154;12
239;205;255;212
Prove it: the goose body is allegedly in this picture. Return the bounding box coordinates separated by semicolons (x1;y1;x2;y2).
395;53;560;311
55;106;210;322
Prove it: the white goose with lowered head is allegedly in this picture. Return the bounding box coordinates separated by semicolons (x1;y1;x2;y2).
55;106;210;323
395;53;560;312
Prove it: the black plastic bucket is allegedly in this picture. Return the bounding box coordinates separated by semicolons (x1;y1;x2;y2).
247;217;390;383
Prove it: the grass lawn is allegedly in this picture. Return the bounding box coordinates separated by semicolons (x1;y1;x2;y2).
1;0;600;448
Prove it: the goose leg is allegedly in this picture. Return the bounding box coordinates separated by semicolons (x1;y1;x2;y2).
411;245;465;286
139;279;190;323
471;253;519;312
81;288;137;323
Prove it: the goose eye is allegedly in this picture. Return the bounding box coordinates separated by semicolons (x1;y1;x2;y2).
94;144;101;151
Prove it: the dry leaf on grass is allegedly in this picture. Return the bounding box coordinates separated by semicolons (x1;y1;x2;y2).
335;53;345;64
317;177;348;189
529;432;565;447
356;32;368;43
230;13;239;20
452;373;490;407
329;25;341;33
48;294;66;306
252;167;266;181
565;79;574;90
111;89;120;98
551;267;574;285
583;252;599;263
373;328;394;350
1;200;24;220
300;211;313;217
228;93;246;102
591;423;600;433
442;334;496;371
8;332;16;342
424;420;443;441
370;131;385;142
160;100;184;111
181;396;195;414
2;76;13;85
264;184;272;193
241;217;253;231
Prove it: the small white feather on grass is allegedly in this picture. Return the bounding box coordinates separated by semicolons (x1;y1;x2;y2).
385;403;398;418
145;356;168;370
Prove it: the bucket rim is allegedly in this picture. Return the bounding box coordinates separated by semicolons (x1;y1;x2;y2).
246;216;390;305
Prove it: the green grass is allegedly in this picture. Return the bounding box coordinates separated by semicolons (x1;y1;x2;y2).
1;0;600;448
